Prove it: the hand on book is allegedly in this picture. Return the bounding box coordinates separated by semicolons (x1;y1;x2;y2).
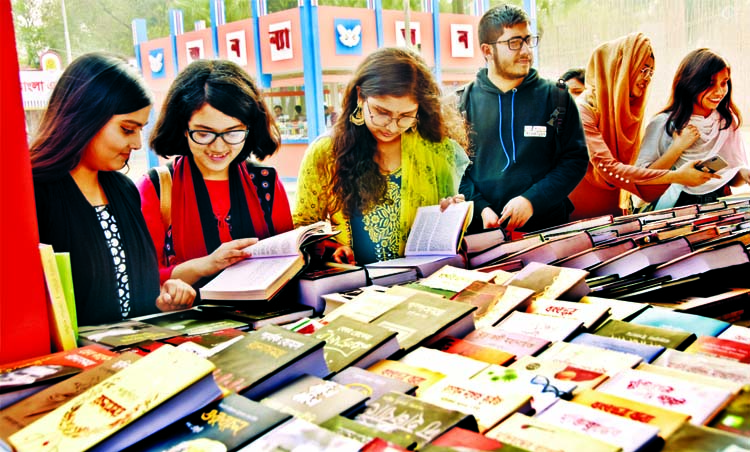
332;245;356;265
156;278;196;312
674;160;720;187
205;237;257;271
439;194;465;211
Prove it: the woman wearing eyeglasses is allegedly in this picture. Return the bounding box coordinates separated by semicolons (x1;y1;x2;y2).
293;47;469;265
568;33;711;219
138;60;294;288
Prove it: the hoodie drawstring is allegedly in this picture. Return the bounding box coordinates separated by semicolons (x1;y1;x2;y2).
497;90;517;172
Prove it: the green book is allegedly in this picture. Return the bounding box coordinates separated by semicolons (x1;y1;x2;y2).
54;252;77;339
662;423;750;451
312;316;399;375
593;318;696;350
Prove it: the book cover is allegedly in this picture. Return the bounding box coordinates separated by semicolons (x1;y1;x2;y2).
661;423;750;451
537;400;661;452
629;307;730;337
578;296;651;322
471;365;576;414
463;328;550;359
321;415;415;449
200;222;337;301
587;237;692;278
708;385;750;437
0;353;140;440
503;262;590;301
526;298;610;330
429;336;515;366
311;316;399;374
537;341;643;377
421;376;533;433
54;252;78;339
163;327;248;357
330;366;417;403
140;308;248;336
463;228;506;254
467;235;544;269
554;238;637;270
650;349;750;386
524;215;614;238
684;335;750;363
596;368;734;425
510;355;607;393
198;303;313;330
367;360;445;397
209;324;328;400
425;426;523;451
451;281;535;329
495;311;583;342
500;231;594;266
38;244;77;351
418;265;495;294
322;289;407;324
78;320;181;349
297;262;367;314
636;363;743;397
240;417;365;451
260;375;369;424
8;345;221;452
365;266;420;286
594;319;697;351
570;332;665;364
571;389;690;439
651;241;750;281
485;412;622;452
370;294;476;357
718;324;750;345
398;347;489;381
354;391;478;450
126;394;291;451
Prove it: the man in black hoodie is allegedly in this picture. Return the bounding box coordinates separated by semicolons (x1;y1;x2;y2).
459;4;588;233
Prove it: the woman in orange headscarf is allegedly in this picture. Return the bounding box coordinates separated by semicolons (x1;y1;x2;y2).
568;33;711;219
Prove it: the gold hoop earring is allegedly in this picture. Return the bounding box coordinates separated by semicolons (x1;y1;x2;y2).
349;102;365;126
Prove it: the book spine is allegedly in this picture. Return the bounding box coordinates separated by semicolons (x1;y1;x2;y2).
39;245;77;351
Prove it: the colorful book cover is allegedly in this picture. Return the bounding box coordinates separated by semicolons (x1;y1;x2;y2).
321;415;415;449
330;366;417;402
570;332;665;363
571;389;690;439
495;311;583;342
708;385;750;437
526;297;610;330
420;376;533;433
354;391;478;450
418;265;494;294
594;319;696;350
424;426;527;452
128;394;291;451
78;320;181;349
8;345;220;452
537;400;661;452
596;368;734;425
661;423;750;451
398;347;489;381
367;360;445;397
503;262;590;301
452;282;535;329
240;417;365;451
629;307;730;337
209;324;328;400
260;375;368;425
463;328;550;358
485;412;622;452
651;349;750;386
684;335;750;363
717;324;750;345
509;355;607;393
54;252;78;339
430;336;515;366
537;341;643;376
311;316;399;374
140;308;248;336
38;244;77;351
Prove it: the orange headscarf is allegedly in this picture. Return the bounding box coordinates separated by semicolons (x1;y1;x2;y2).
581;33;653;168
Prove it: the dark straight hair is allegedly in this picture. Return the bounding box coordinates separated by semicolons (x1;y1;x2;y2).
150;59;280;162
30;52;152;180
663;48;741;134
478;4;530;45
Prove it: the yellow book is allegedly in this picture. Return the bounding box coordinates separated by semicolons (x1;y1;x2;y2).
38;244;76;351
55;252;78;339
9;345;218;452
572;389;690;439
367;359;445;397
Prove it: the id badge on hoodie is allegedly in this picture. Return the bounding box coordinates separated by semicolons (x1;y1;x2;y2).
524;125;547;137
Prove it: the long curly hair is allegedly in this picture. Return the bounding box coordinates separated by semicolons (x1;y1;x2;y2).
330;47;467;217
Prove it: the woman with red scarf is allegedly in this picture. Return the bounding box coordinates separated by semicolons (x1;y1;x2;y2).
138;60;294;288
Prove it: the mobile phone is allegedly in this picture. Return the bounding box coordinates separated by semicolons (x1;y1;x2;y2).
695;155;728;173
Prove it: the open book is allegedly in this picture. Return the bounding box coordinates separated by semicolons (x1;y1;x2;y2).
199;222;338;301
365;202;473;278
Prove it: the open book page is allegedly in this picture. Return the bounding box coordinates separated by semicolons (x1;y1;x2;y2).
243;221;332;258
405;202;473;256
203;256;301;293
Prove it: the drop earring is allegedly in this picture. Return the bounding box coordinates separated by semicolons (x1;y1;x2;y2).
349;102;365;126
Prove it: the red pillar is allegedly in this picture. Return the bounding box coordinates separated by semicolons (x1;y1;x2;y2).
0;0;52;363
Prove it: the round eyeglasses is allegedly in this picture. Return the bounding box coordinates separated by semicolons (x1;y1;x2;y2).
491;35;540;51
366;100;418;129
187;129;249;146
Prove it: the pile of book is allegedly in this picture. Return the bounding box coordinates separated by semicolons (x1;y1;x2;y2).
3;198;750;451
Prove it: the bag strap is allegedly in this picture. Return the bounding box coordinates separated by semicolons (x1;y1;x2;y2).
154;165;172;231
547;79;568;135
456;80;474;114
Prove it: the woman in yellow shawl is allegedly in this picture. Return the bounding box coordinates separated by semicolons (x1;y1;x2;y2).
294;47;469;264
568;33;711;219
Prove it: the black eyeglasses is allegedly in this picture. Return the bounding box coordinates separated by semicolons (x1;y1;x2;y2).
491;35;540;51
187;129;249;146
366;100;418;129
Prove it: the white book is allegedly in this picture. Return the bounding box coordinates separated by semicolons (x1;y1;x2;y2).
596;368;733;425
538;342;642;376
537;400;660;452
322;290;406;324
526;297;610;330
717;324;750;345
496;311;582;342
398;347;488;380
651;349;750;386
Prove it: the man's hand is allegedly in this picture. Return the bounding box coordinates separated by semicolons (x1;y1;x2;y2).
499;196;533;230
156;279;196;312
481;206;502;229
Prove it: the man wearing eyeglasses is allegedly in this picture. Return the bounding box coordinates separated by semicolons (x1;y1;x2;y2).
459;4;588;233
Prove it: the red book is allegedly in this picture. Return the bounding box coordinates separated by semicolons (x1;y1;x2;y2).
430;336;515;365
685;336;750;363
430;427;509;450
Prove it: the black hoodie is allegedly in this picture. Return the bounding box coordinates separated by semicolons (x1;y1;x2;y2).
459;67;588;232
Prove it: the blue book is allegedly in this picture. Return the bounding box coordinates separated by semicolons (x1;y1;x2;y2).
629;307;730;337
569;332;665;363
